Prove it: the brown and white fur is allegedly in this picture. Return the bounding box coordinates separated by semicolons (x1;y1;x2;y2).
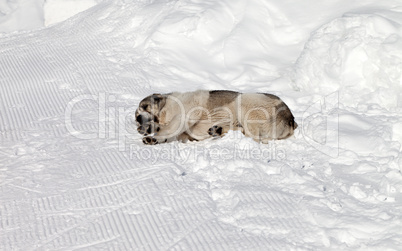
135;90;297;145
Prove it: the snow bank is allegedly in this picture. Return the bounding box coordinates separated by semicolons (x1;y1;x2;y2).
0;0;44;32
136;0;332;92
44;0;99;26
0;0;100;33
294;12;402;110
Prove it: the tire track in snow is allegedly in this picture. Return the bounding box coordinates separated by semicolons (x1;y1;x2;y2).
2;175;161;250
1;143;222;250
0;3;152;143
0;40;81;142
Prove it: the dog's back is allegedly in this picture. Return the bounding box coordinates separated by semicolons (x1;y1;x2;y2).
206;91;297;142
236;93;297;142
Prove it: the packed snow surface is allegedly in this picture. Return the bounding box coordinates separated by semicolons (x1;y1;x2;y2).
1;0;402;250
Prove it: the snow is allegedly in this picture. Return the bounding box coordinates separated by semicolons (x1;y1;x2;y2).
0;0;44;33
44;0;99;27
1;0;402;250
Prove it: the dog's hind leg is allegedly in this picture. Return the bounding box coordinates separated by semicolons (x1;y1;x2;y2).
177;132;198;143
207;117;243;139
208;125;223;137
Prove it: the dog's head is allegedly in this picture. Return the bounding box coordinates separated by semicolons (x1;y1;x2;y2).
135;94;167;135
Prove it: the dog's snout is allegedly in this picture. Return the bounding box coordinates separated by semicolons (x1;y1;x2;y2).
136;115;143;124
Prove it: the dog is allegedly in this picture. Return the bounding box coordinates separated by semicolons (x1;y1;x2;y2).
135;90;297;145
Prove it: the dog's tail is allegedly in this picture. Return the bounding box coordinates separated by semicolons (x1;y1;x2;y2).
275;102;298;139
289;118;298;130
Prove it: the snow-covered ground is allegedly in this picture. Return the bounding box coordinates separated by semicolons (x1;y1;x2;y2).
1;0;402;250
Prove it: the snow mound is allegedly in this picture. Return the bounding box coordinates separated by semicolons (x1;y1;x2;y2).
0;0;100;33
294;12;402;109
135;0;306;91
44;0;99;27
0;0;44;33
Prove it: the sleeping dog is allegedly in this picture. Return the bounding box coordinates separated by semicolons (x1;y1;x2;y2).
135;90;297;145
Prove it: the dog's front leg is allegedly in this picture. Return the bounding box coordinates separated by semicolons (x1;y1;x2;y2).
143;114;189;145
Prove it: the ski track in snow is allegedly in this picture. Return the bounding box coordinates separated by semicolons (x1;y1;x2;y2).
1;0;402;250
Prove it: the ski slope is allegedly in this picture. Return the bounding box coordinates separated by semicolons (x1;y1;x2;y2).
1;0;402;250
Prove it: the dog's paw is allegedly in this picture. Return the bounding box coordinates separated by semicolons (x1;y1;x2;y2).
143;136;158;145
208;125;223;137
137;122;160;136
142;136;168;145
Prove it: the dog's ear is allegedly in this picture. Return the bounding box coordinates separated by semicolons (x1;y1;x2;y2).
138;93;167;114
151;94;163;102
150;94;166;108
